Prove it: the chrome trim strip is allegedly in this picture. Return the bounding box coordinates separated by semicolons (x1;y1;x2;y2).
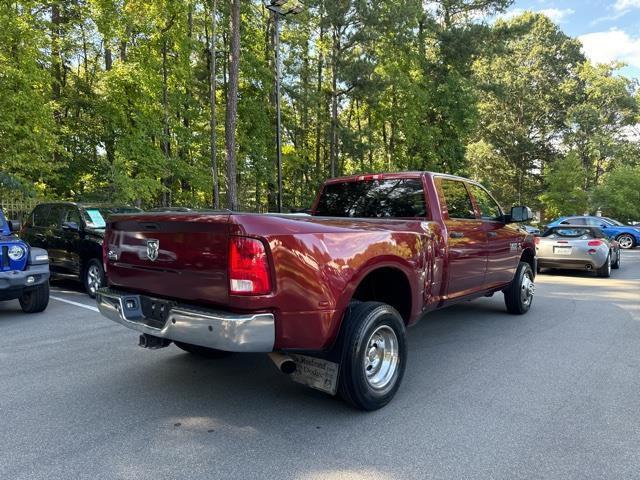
97;289;275;352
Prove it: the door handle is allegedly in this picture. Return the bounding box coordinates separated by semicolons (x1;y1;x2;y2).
450;232;464;239
487;231;498;238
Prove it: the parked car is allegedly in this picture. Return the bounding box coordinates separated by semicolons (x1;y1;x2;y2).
0;208;50;313
547;215;640;250
536;226;620;277
21;203;142;297
96;172;537;410
522;225;541;236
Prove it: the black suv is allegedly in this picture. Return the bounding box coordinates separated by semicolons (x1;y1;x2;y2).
21;203;142;297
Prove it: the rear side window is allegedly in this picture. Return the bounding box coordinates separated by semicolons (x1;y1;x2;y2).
439;179;476;220
32;205;51;227
315;178;427;218
468;184;503;221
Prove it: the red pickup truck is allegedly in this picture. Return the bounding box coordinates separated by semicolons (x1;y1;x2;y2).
97;172;536;410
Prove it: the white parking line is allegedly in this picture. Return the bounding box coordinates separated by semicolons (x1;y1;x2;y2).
50;296;99;313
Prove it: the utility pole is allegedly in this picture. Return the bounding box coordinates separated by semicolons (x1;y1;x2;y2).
266;0;303;213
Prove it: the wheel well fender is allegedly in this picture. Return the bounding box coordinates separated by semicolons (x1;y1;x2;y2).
341;263;415;325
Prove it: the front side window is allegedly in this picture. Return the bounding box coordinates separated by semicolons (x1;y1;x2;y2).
63;207;82;225
439;179;476;220
315;178;427;218
602;217;623;226
82;209;107;228
468;184;503;221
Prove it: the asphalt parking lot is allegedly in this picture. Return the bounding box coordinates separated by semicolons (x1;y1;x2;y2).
1;251;640;480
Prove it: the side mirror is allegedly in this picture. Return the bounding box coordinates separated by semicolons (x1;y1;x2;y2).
62;221;80;231
8;220;21;233
509;206;533;223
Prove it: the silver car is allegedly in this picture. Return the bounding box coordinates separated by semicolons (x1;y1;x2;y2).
536;226;620;277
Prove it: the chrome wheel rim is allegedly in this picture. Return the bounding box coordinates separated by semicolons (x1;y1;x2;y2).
87;265;102;294
363;325;400;391
618;235;633;249
521;272;535;306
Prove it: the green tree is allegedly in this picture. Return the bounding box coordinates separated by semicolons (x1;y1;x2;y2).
539;153;589;219
469;12;584;207
565;62;639;189
592;165;640;223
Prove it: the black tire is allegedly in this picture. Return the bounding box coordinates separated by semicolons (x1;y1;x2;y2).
596;254;611;278
174;341;231;359
612;250;620;270
337;301;407;411
616;234;636;250
19;282;50;313
83;258;105;298
504;262;535;315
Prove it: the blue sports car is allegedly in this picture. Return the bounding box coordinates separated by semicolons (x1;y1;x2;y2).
546;215;640;249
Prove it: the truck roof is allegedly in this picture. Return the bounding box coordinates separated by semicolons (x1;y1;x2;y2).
322;171;472;185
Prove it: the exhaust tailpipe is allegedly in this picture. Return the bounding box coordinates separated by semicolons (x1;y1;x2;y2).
139;334;170;350
268;352;297;374
585;264;593;271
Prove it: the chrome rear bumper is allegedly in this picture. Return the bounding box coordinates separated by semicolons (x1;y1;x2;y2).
96;288;275;352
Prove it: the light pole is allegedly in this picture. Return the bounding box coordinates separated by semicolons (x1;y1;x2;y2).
266;0;303;213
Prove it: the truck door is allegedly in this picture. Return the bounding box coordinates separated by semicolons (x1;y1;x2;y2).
436;178;487;299
59;206;83;275
467;183;520;288
44;205;66;274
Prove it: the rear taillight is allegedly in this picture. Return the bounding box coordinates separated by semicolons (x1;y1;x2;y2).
587;240;603;247
229;236;272;295
535;237;540;245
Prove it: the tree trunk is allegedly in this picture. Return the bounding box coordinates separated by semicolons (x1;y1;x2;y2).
329;28;339;178
225;0;241;211
161;39;171;207
209;0;220;209
314;7;325;183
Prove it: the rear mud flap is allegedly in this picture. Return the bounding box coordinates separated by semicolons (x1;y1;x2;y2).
289;354;339;395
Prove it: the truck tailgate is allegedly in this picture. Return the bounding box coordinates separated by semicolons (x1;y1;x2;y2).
105;213;230;305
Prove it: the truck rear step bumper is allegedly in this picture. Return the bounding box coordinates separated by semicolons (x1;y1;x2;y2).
96;288;275;352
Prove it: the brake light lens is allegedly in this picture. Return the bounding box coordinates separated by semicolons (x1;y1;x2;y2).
229;237;272;295
535;237;540;245
587;240;603;247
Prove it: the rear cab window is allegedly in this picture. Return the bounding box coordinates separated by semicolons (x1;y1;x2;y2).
314;178;428;218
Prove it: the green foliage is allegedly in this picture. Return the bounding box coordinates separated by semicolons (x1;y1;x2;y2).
0;2;57;192
0;1;637;215
592;165;640;223
539;154;589;219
